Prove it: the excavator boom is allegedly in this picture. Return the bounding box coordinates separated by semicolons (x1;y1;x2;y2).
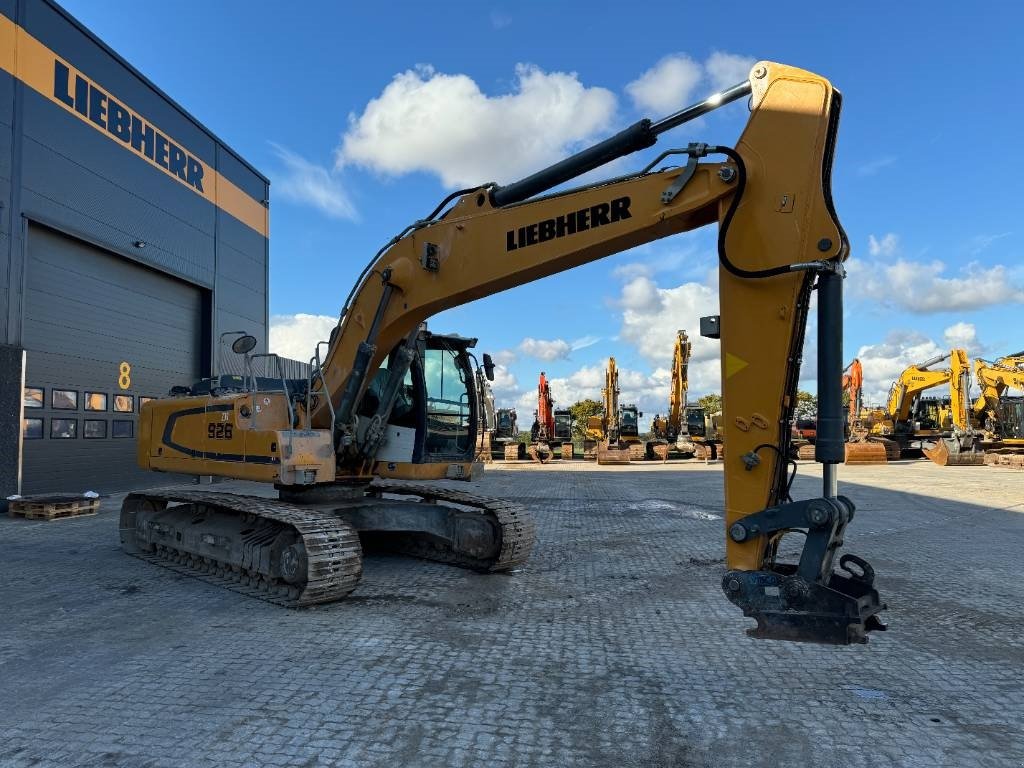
128;61;886;644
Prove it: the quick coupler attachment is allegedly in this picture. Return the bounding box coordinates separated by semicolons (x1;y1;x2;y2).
722;496;887;644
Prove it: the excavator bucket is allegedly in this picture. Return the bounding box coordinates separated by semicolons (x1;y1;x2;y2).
596;444;631;465
843;442;887;465
923;438;985;467
560;443;575;461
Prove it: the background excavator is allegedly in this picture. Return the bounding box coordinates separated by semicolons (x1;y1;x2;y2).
589;357;633;465
863;349;981;465
651;330;697;460
496;407;524;461
528;372;574;462
972;355;1024;467
915;350;984;466
120;61;885;644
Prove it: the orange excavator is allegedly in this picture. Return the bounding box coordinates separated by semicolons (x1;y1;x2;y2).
529;372;574;462
841;359;895;464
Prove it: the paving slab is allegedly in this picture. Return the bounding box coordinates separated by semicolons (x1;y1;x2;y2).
1;459;1022;767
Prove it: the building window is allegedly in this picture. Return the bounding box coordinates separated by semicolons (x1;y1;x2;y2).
84;419;107;439
52;390;78;410
24;387;44;409
51;419;77;439
112;420;133;438
85;392;108;411
114;395;134;412
23;418;44;439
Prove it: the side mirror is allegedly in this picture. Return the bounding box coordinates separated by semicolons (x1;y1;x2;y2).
639;412;644;418
232;334;258;355
483;353;495;382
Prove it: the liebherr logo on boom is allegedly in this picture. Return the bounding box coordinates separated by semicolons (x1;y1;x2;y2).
505;197;632;252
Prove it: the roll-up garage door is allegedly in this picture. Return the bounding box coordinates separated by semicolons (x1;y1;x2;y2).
21;225;205;493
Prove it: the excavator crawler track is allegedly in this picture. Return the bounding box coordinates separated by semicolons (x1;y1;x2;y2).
120;491;363;607
368;481;535;572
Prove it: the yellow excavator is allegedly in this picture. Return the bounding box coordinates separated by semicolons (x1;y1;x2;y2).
650;330;697;460
589;357;633;465
866;349;981;465
916;349;984;466
972;355;1024;467
120;61;886;644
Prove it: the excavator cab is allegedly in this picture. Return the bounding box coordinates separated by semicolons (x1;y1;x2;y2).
365;331;482;468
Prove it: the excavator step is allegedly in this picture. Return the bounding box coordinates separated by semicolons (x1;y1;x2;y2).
923;439;986;467
843;443;887;465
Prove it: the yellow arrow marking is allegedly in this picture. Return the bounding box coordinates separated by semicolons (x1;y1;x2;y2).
725;353;749;379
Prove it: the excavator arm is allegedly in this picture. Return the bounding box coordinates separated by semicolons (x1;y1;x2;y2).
603;358;621;444
313;61;884;643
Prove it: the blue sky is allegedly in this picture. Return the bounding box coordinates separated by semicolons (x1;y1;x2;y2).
62;1;1024;424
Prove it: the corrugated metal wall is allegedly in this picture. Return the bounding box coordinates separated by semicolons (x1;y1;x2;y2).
0;0;271;494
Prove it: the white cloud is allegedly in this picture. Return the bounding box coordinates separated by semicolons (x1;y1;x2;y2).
492;349;517;366
626;52;754;114
489;9;512;29
518;337;572;361
705;51;756;91
270;143;357;220
269;313;337;362
570;335;601;352
626;54;703;113
854;330;947;405
867;232;899;257
337;64;616;188
853;323;987;404
615;275;722;395
850;258;1024;313
857;156;897;177
489;363;519;401
968;232;1011;256
943;322;982;354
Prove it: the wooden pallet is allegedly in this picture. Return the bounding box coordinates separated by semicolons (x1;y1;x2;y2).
8;496;100;521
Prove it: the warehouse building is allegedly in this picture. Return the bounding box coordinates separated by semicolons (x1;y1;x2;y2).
0;0;270;495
